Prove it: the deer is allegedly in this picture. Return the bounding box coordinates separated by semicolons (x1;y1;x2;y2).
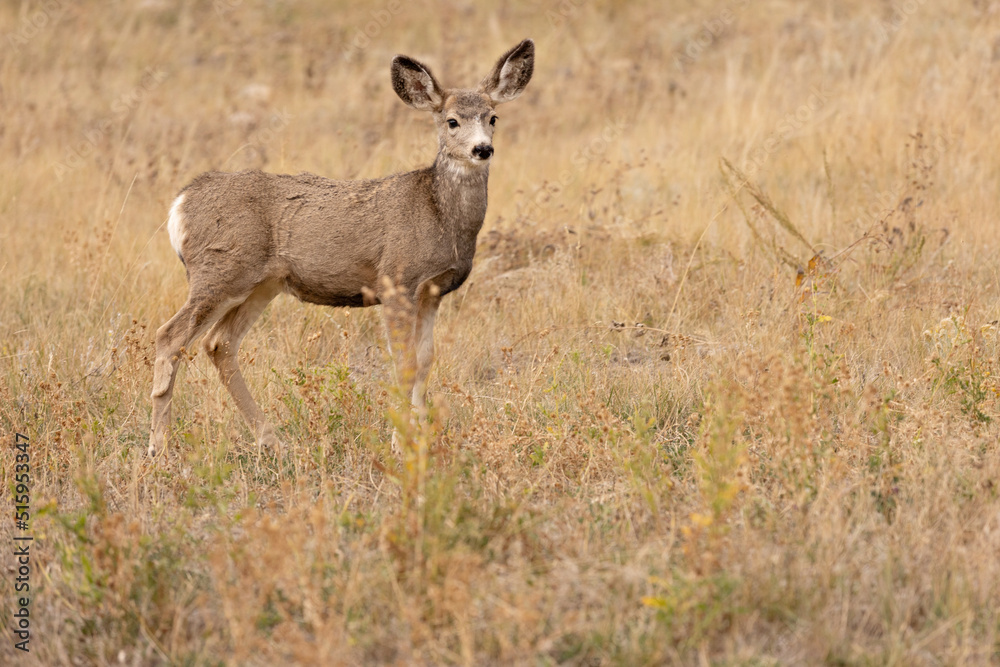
148;39;535;457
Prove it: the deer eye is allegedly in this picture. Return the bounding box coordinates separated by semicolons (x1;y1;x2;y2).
447;119;459;129
489;116;498;126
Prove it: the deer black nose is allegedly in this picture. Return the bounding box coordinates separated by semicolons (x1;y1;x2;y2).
472;144;494;160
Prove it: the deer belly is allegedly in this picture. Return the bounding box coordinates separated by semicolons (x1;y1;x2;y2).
283;270;375;308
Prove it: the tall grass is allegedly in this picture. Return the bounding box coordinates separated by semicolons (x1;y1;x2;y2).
2;0;999;663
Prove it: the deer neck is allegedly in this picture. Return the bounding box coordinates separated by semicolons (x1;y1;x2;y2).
431;153;489;236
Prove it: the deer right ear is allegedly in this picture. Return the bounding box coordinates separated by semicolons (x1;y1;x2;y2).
391;56;444;111
480;39;534;104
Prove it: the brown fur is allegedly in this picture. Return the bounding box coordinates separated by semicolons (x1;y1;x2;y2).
148;40;534;456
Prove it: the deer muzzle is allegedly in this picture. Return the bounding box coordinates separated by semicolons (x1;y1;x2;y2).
472;144;494;160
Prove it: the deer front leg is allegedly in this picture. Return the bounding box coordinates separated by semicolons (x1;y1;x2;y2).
411;282;442;414
381;278;444;453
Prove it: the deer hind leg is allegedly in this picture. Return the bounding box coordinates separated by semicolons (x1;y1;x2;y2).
203;281;282;451
149;296;238;457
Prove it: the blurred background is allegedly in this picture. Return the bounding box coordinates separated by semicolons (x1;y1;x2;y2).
2;1;1000;664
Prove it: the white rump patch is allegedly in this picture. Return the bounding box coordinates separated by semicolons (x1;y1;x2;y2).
167;193;187;259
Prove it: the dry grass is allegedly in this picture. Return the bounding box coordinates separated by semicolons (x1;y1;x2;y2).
2;0;1000;664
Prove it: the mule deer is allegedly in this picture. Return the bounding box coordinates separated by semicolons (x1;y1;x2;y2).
149;39;535;456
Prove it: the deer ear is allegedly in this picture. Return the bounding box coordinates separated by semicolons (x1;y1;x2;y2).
480;39;534;104
391;56;444;111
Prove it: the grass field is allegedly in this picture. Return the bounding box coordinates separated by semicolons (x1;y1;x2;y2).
2;0;1000;664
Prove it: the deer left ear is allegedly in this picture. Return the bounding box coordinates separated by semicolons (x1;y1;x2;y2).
480;39;534;104
391;55;444;111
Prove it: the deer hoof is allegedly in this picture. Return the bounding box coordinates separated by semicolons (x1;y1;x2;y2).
257;424;282;452
147;433;163;458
